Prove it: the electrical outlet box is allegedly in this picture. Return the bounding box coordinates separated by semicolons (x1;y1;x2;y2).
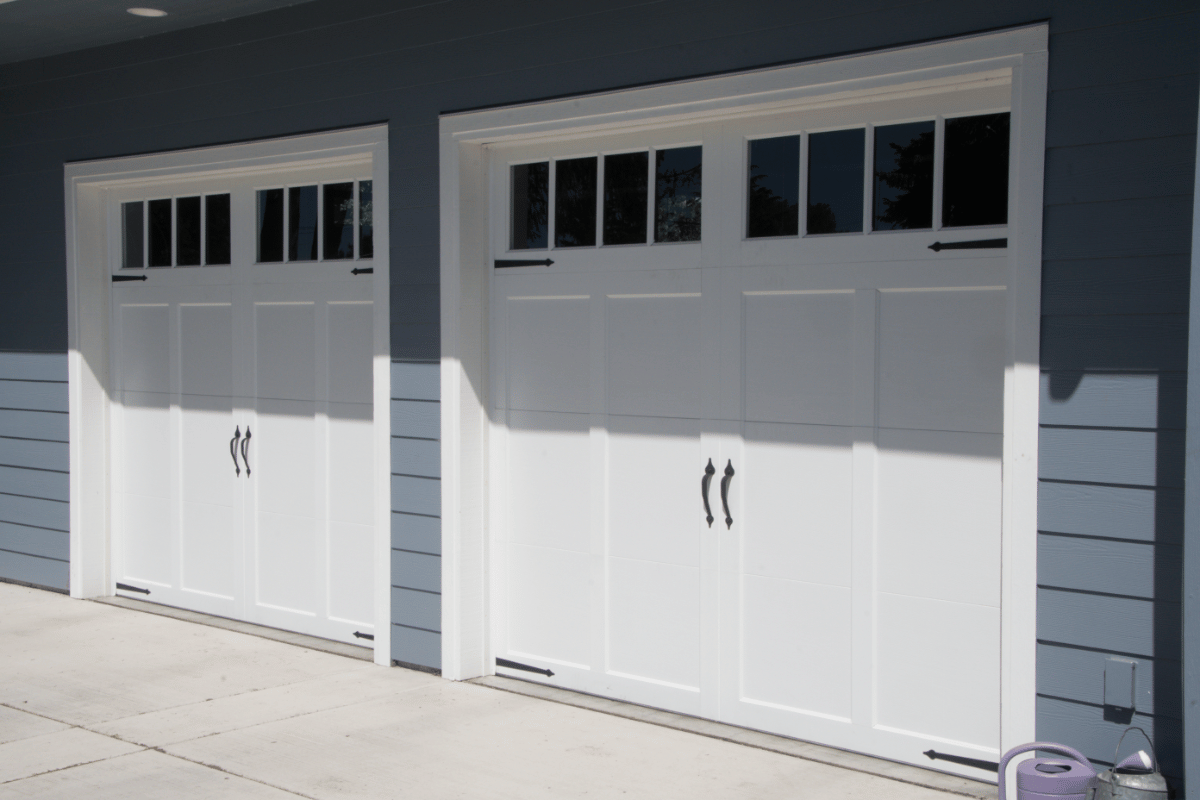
1104;656;1137;710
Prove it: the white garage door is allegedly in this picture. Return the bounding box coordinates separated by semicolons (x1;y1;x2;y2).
489;81;1011;770
110;163;378;644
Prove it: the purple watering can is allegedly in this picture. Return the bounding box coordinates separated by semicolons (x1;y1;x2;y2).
998;742;1097;800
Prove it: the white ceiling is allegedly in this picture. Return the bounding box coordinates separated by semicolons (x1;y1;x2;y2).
0;0;319;65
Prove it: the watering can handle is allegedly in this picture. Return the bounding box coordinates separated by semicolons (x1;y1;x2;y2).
998;743;1094;800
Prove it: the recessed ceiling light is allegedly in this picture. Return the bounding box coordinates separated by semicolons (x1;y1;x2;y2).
127;7;168;16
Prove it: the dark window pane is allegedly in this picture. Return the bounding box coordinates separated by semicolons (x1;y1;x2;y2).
747;136;799;238
176;196;201;266
358;181;373;259
943;112;1010;227
205;194;231;265
148;198;172;267
257;189;284;263
655;146;702;243
511;163;548;250
324;182;354;260
555;157;597;247
873;121;934;230
289;185;318;261
603;152;648;245
122;201;143;269
808;129;864;234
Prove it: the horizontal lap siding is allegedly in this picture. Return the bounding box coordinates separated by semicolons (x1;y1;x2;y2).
0;353;69;592
391;360;440;669
1037;9;1197;786
0;0;1196;770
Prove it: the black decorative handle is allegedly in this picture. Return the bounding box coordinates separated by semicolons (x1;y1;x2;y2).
720;459;735;529
230;427;241;476
240;426;251;477
701;458;716;528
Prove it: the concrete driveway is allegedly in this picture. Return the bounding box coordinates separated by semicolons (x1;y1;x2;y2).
0;582;994;799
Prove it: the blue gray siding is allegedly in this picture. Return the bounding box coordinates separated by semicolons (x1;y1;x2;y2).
0;352;69;592
0;0;1195;775
390;360;441;669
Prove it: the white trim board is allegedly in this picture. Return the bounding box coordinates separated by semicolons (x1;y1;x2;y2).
63;125;393;667
439;23;1047;756
1182;77;1200;798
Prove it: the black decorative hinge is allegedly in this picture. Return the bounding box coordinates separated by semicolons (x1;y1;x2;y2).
495;259;554;269
353;631;375;640
496;657;554;677
923;750;999;772
116;582;150;595
351;267;374;275
112;274;148;282
928;238;1007;252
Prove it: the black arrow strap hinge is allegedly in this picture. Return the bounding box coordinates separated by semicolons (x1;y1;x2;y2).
496;657;554;677
495;259;554;269
928;238;1007;252
923;749;999;772
352;631;375;640
351;267;374;275
112;274;148;282
116;582;150;595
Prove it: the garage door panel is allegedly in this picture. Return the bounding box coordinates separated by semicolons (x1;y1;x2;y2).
328;520;373;625
743;291;854;426
506;296;591;413
327;302;373;405
876;593;1000;750
876;429;1001;608
254;510;316;615
607;556;700;690
254;302;316;402
606;295;703;419
507;411;591;553
741;424;853;587
118;304;170;393
877;287;1005;434
120;392;171;500
121;493;172;587
181;498;236;599
180;394;236;506
328;408;374;528
740;575;853;720
607;416;702;567
180;303;232;397
253;403;317;518
507;543;591;667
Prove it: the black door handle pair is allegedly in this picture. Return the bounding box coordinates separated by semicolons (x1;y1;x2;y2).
701;458;735;529
229;426;252;477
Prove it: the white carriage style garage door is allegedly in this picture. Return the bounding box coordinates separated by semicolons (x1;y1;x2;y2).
488;76;1015;769
109;161;378;645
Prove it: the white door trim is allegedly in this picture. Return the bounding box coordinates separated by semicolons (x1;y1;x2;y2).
63;125;393;666
439;24;1047;750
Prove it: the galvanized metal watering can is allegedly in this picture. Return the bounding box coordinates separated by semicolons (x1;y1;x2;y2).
998;741;1097;800
1088;728;1170;800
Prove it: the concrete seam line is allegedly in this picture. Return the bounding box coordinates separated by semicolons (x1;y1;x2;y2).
148;747;320;800
0;750;149;786
470;677;991;799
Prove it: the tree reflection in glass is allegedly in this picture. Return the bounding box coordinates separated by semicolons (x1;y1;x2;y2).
873;121;934;230
807;129;864;234
555;157;597;247
943;113;1009;227
603;152;648;245
747;136;799;238
655;146;701;243
511;163;547;249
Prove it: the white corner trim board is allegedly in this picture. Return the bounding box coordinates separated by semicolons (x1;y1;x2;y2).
439;22;1047;764
63;125;392;666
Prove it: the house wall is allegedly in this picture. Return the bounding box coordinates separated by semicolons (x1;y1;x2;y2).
0;0;1194;785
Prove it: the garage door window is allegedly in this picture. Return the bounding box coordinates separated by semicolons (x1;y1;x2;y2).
121;193;231;269
872;120;935;231
256;181;372;263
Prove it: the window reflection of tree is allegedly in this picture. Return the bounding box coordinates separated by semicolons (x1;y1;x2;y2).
513;164;547;248
748;165;798;237
656;161;701;242
943;113;1009;227
605;153;647;245
556;158;596;247
807;202;837;234
875;129;933;230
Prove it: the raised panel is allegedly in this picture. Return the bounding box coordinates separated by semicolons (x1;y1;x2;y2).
118;304;171;394
507;411;590;553
179;303;232;397
877;288;1005;434
328;302;373;405
606;294;703;419
607;556;700;690
120;392;171;502
121;492;172;586
329;409;374;527
743;291;854;426
876;429;1001;608
741;423;852;587
328;520;373;625
505;296;590;413
254;302;315;401
876;594;1000;749
506;543;590;666
255;510;315;613
740;575;852;719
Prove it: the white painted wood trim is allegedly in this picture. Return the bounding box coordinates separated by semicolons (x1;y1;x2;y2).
63;125;392;665
439;25;1048;751
1182;77;1200;797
